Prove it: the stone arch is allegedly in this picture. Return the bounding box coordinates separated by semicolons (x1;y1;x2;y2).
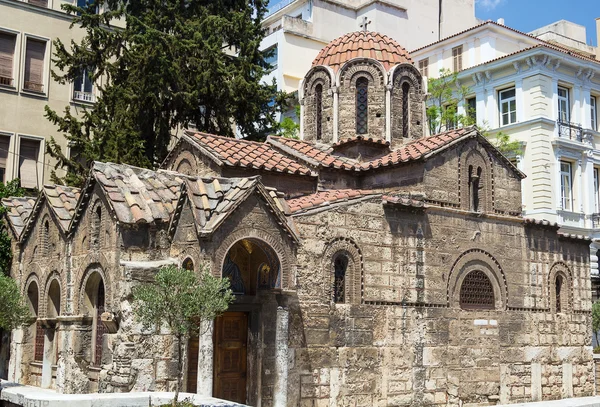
173;149;199;176
337;59;386;141
459;145;493;213
322;237;363;305
447;249;507;310
390;63;424;143
23;274;43;362
302;66;335;143
549;262;573;313
213;227;294;291
74;255;113;315
45;276;61;318
182;257;194;271
24;274;40;317
80;266;107;366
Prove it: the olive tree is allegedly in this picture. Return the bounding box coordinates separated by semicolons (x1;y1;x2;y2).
132;264;233;406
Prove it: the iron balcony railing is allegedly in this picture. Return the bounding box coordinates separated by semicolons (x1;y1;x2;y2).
557;120;583;142
73;90;95;103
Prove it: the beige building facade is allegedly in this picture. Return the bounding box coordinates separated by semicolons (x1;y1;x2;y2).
411;20;600;290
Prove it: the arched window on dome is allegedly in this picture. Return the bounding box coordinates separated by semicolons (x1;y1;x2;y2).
402;82;410;138
356;77;369;134
315;84;323;140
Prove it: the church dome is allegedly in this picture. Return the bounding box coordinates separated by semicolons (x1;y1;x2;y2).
312;31;412;72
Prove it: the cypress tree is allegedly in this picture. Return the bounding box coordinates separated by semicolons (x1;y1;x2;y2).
46;0;278;186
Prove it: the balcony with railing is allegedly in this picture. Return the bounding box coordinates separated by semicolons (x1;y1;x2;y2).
0;76;13;87
73;90;95;103
557;120;583;142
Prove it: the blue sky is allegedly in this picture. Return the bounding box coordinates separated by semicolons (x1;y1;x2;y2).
476;0;598;45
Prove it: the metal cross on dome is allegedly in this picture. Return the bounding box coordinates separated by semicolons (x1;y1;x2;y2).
360;16;371;31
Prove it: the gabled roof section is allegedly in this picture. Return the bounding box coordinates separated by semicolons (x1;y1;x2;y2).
267;136;361;171
176;175;299;241
182;131;314;176
90;162;183;225
286;189;379;214
2;197;36;240
43;185;81;233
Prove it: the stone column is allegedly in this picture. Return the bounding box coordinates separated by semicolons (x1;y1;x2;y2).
41;327;55;388
385;83;392;142
531;362;542;402
7;328;24;383
196;319;214;396
273;306;289;407
562;362;573;398
332;86;339;143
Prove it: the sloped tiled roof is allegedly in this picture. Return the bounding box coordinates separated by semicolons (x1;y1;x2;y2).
2;197;36;239
286;189;379;214
184;132;313;176
267;136;360;171
312;31;412;72
91;162;184;224
43;185;81;232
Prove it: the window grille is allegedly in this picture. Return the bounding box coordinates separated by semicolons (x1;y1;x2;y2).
459;270;494;309
333;254;348;303
315;84;323;140
356;77;368;134
34;322;44;361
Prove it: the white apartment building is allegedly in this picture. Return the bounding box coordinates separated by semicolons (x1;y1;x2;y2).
411;19;600;291
0;0;107;190
260;0;479;111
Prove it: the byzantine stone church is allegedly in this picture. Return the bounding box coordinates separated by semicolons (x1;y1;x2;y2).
2;31;595;406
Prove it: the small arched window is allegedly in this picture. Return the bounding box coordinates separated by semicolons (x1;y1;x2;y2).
315;84;323;140
91;205;102;248
182;257;194;271
555;275;563;313
42;220;49;257
459;270;494;310
402;82;410;138
333;254;348;303
356;77;369;134
469;165;482;212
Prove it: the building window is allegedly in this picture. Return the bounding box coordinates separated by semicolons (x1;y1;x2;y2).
0;135;9;183
315;83;323;140
28;0;48;7
356;77;368;134
499;87;516;126
333;253;348;303
77;0;98;14
466;97;476;123
555;275;563;313
452;45;463;72
591;96;597;131
402;82;410;138
18;138;40;190
264;45;278;70
468;165;482;212
560;161;573;211
0;32;16;87
73;67;94;102
23;38;46;93
91;205;101;248
182;257;194;271
558;86;570;123
459;270;494;310
418;58;429;77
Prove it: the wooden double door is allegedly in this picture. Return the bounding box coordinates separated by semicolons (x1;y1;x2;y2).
213;312;248;404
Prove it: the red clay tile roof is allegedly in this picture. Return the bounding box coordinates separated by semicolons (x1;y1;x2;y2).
184;132;313;176
286;190;379;214
91;162;184;224
333;136;390;148
267;136;360;170
43;185;81;232
312;31;412;72
2;196;36;239
361;128;471;170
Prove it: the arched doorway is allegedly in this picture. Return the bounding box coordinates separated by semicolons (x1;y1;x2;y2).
83;272;106;367
212;238;281;404
42;278;61;388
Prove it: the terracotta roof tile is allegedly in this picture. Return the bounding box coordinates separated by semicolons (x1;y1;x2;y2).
312;31;412;72
2;197;36;238
286;189;378;214
267;136;360;171
92;162;185;224
185;132;313;176
43;185;81;232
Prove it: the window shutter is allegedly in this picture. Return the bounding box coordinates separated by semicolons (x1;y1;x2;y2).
25;39;46;92
0;33;15;83
18;139;40;189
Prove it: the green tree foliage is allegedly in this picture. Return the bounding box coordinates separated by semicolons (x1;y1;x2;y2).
0;179;26;276
45;0;280;186
0;273;30;330
593;301;600;352
133;264;233;405
278;105;301;139
426;69;522;157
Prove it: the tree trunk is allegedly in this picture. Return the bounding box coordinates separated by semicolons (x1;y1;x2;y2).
173;333;183;407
